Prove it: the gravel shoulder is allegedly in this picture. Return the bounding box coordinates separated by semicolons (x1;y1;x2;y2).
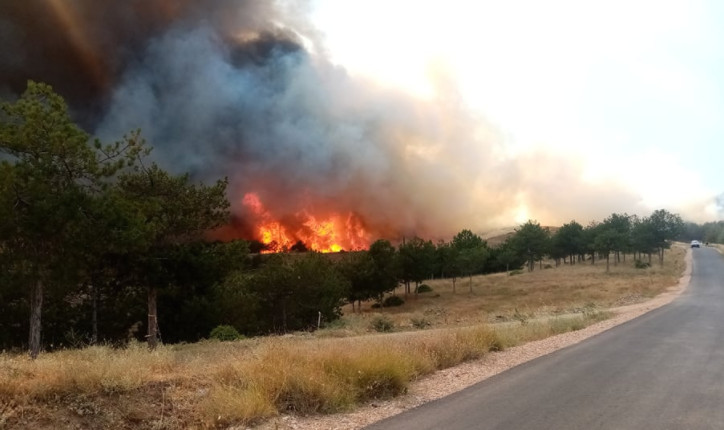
255;248;693;430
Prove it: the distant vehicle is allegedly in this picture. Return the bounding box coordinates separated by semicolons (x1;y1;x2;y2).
691;240;701;248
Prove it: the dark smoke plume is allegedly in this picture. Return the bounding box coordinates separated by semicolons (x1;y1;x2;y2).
0;0;290;123
1;0;649;246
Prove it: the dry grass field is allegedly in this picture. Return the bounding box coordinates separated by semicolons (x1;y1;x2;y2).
0;246;686;429
334;245;685;333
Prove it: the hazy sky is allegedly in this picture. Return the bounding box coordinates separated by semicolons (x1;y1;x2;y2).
310;0;724;222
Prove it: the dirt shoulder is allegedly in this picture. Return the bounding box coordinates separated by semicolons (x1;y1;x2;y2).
256;248;693;430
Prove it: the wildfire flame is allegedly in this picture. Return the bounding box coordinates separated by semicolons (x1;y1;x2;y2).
242;192;370;253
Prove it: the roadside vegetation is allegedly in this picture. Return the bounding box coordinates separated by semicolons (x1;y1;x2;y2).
0;246;685;428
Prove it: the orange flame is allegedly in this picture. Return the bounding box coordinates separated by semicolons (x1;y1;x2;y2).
242;192;369;253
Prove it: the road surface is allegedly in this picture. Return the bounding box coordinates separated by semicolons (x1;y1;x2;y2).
366;247;724;430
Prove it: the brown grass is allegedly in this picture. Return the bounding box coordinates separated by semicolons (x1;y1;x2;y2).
333;246;685;333
0;246;685;429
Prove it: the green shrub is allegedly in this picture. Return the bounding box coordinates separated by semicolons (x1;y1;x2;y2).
634;260;650;269
382;295;405;307
417;284;433;293
209;325;243;341
323;319;347;330
509;269;524;276
371;316;394;332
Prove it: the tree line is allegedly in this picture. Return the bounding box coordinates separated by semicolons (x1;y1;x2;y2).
680;220;724;244
0;82;230;357
0;82;690;357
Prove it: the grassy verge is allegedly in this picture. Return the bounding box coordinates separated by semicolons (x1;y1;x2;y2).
0;311;609;429
0;246;684;429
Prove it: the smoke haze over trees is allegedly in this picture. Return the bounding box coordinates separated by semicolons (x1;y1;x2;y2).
0;0;674;247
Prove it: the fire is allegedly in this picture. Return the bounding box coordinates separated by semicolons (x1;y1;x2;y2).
242;192;370;252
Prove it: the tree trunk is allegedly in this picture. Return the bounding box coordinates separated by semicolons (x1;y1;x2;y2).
282;300;287;332
606;253;610;272
29;279;43;359
147;286;159;350
91;283;99;345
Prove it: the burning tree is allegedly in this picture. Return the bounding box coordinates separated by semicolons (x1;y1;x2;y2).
239;192;370;253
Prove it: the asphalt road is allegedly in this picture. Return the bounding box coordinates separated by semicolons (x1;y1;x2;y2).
365;247;724;430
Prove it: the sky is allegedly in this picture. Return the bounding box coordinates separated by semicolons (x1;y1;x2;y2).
309;0;724;222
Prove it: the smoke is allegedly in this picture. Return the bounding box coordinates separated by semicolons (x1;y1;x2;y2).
0;0;650;245
716;193;724;218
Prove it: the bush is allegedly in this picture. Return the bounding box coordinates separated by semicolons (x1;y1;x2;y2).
634;260;651;269
509;269;524;276
209;325;244;341
382;295;405;307
410;316;431;329
513;308;529;325
416;284;433;293
371;316;394;332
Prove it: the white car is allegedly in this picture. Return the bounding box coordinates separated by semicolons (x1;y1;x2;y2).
691;240;701;248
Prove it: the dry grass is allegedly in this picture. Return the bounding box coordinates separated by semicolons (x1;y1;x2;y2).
0;318;609;429
0;246;685;429
332;246;685;334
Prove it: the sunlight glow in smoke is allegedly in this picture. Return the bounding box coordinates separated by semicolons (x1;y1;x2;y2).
46;0;108;89
311;0;722;223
